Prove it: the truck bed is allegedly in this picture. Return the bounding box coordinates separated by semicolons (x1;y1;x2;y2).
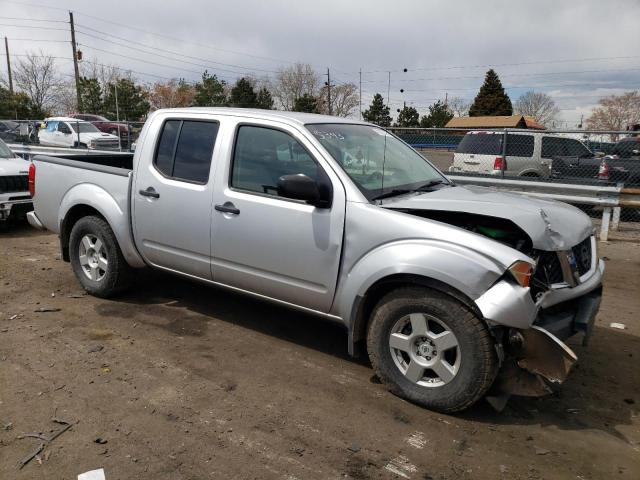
31;154;132;235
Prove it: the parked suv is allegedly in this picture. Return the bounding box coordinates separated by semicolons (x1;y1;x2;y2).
450;130;592;178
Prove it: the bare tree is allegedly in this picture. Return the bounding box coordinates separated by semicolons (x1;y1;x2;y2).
318;83;359;117
147;79;195;109
447;97;470;117
13;51;61;115
586;91;640;140
514;91;560;127
80;59;132;91
272;63;320;111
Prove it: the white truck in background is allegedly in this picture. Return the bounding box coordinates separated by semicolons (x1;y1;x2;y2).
0;138;32;227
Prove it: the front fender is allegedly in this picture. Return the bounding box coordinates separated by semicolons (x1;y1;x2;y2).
332;239;508;324
58;182;145;268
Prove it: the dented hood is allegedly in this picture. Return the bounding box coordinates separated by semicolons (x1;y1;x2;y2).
382;185;593;251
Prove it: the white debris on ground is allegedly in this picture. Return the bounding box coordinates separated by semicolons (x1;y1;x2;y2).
78;469;106;480
610;323;627;329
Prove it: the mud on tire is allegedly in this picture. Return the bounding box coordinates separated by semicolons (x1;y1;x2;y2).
367;287;498;413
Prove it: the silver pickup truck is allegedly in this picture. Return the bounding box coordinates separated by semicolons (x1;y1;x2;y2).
27;108;604;412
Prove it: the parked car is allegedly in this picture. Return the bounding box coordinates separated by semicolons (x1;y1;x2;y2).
68;113;129;140
0;120;22;143
552;136;640;186
450;130;593;178
0;138;32;226
38;117;121;150
27;108;604;412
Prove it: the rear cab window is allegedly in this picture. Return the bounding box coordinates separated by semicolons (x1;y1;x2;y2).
153;119;219;184
542;137;592;158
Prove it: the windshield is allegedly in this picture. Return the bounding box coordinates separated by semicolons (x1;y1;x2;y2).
0;139;14;158
613;139;640;158
70;122;101;133
307;123;446;200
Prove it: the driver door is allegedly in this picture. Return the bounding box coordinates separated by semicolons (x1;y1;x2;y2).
211;121;345;312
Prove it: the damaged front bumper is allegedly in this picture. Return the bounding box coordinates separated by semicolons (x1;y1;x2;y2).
475;258;604;407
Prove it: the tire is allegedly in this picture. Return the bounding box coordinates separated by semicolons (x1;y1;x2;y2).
69;216;133;297
367;287;498;413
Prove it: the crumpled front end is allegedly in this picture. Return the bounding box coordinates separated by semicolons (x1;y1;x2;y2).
474;235;604;409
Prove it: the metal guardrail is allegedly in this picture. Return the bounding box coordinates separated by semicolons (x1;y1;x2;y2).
447;174;640;241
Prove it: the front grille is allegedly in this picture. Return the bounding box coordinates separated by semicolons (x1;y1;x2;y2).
532;251;564;287
572;236;593;276
93;140;120;150
0;175;28;194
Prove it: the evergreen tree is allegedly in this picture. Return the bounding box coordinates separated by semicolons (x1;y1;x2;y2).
395;105;420;127
362;93;392;127
103;78;150;121
0;86;38;119
78;77;103;114
229;77;258;108
293;94;319;113
469;69;512;116
420;100;454;127
193;70;226;106
256;87;274;110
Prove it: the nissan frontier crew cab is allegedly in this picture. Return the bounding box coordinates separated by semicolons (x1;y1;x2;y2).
27;108;604;412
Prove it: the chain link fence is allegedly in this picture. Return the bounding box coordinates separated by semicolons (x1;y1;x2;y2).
390;127;640;241
2;118;639;240
0;118;145;152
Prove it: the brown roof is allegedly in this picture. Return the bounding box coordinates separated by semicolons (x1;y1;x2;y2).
445;115;546;130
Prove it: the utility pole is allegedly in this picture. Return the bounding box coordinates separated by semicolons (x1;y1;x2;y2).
444;92;448;107
359;68;362;120
4;37;13;93
386;71;391;108
69;11;82;112
326;68;332;116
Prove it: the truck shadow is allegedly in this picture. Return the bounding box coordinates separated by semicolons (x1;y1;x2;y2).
101;269;638;437
101;268;365;365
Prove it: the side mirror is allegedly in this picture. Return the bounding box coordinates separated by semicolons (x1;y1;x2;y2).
632;149;640;156
595;151;605;158
277;174;323;206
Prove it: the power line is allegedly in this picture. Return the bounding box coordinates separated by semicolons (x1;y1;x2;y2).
74;26;282;76
0;23;68;31
360;66;640;84
0;16;67;22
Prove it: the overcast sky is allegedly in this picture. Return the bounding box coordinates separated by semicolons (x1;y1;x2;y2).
2;0;639;125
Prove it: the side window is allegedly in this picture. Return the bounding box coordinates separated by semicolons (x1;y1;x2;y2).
565;139;591;157
541;137;563;158
58;122;72;134
506;134;534;157
231;125;319;196
153;120;218;183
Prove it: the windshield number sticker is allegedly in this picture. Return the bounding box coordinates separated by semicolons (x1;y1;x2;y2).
312;130;345;141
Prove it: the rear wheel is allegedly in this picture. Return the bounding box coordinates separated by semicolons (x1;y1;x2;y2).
367;287;498;412
69;216;133;297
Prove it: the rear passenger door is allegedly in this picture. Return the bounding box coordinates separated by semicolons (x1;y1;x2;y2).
133;116;220;279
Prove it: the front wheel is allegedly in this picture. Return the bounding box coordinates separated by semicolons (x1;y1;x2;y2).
367;287;498;412
69;216;133;297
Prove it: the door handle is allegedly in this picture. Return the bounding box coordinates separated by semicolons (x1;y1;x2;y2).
139;187;160;198
215;202;240;215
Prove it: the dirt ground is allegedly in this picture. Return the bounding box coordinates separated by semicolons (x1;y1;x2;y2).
1;223;639;480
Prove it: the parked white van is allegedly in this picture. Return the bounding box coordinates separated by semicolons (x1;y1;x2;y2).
38;117;121;150
449;130;592;178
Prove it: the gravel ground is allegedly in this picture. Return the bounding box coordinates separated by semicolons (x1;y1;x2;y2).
1;223;639;480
